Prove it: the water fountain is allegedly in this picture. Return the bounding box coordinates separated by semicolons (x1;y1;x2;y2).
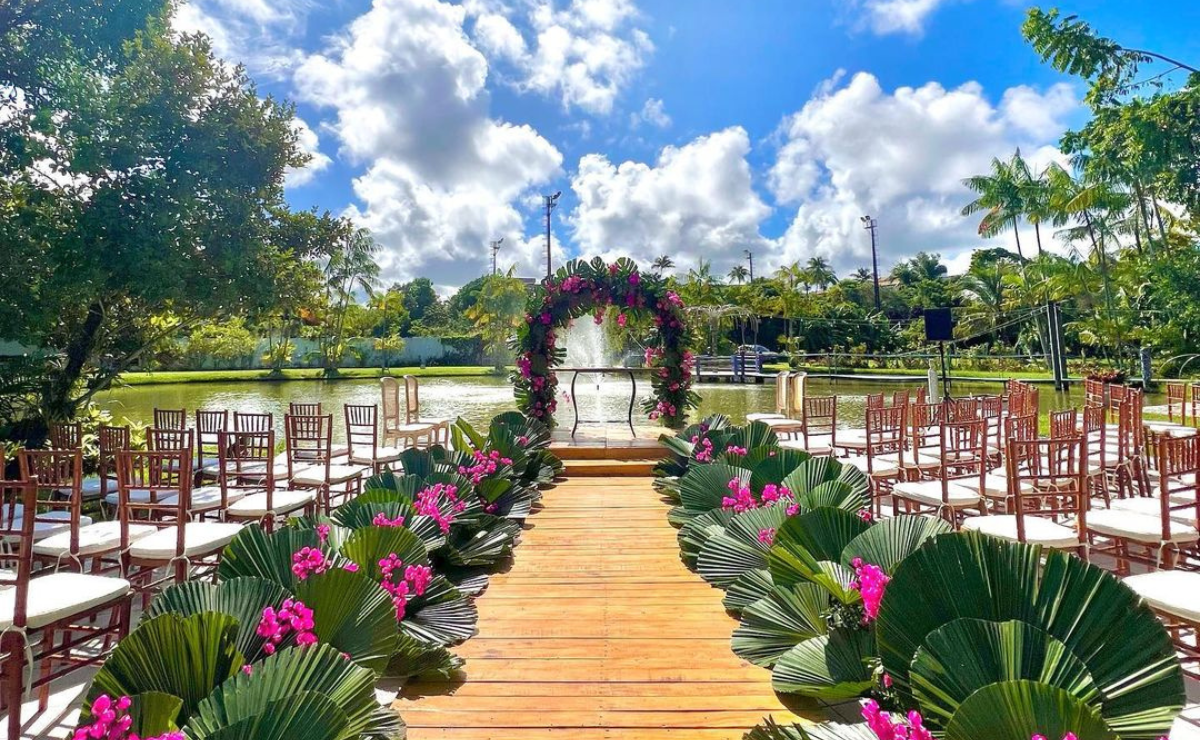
558;318;641;436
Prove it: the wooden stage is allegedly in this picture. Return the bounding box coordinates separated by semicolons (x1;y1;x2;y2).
395;472;809;739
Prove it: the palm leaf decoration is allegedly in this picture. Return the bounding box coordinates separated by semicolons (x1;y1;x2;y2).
292;568;400;675
678;462;749;516
442;515;521;566
770;628;876;700
840;514;952;574
146;577;292;662
195;692;349;740
126;692;186;738
749;450;813;490
876;532;1184;738
943;680;1117;740
386;632;465;681
186;643;404;740
697;504;789;587
746;718;878;740
332;497;444;551
715;421;778;453
401;592;479;646
723;568;774;614
781;457;869;513
218;526;326;588
678;508;735;569
340;524;429;579
768;509;866;602
85;613;244;726
731;582;830;666
910;618;1100;730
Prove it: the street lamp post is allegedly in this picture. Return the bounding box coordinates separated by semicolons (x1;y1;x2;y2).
861;215;881;312
744;249;754;282
490;237;504;275
544;191;561;280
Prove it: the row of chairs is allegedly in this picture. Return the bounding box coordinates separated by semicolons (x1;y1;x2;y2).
1164;379;1200;426
0;377;448;736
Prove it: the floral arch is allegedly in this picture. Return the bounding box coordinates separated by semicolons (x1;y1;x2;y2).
513;257;698;429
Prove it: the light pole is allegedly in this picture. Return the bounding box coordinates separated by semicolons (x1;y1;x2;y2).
490;238;504;275
544;191;561;280
861;215;881;312
744;249;754;282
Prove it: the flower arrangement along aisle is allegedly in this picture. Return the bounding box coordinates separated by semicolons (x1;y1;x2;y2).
513;256;698;429
71;412;561;739
655;418;1186;740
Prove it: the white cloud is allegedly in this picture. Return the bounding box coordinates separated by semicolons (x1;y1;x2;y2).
769;72;1078;272
853;0;954;36
569;127;771;273
172;0;308;76
295;0;563;286
630;97;671;129
284;117;332;188
470;0;652;114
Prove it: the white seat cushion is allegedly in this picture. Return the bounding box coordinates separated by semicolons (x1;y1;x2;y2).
835;429;868;448
128;523;243;560
961;515;1079;548
291;464;365;486
1110;496;1198;525
227;461;291;481
893;479;984;509
226;490;316;518
349;446;404;465
843;453;902;476
746;413;787;422
1144;422;1198;438
189;485;248;510
1124;570;1200;622
79;476;115;496
0;573;131;630
6;513;95;542
417;417;451;427
33;521;157;557
1087;509;1199;544
778;439;833;457
104;489;180;507
758;417;803;431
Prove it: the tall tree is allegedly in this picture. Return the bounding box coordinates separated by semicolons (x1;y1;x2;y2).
961;151;1029;258
727;265;750;284
805;257;837;291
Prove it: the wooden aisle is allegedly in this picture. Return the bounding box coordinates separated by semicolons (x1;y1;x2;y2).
395;475;808;739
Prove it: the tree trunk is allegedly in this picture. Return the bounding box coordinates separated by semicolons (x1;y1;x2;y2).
1033;221;1044;255
43;301;105;423
1011;219;1025;259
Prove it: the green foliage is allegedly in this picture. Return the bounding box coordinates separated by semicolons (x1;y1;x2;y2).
466;272;529;369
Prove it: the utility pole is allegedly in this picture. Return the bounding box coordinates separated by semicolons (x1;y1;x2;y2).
490;238;504;275
744;249;754;282
544;191;561;280
861;215;882;312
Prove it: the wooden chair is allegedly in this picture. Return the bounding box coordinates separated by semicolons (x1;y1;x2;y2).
285;414;364;515
405;376;452;445
891;390;911;407
1050;409;1078;438
234;411;273;432
962;436;1087;556
345;404;403;472
195;409;229;482
46;422;81;451
380;377;436;448
22;449;150;575
152;408;186;430
104;429;192;510
15;450;94;552
1088;432;1199;573
892;416;988;524
842;405;907;514
221;431;316;531
1167;382;1189;425
82;424;130;504
289;402;322;416
778;396;837;456
1;475;132;739
117;449;242;590
902;401;945;478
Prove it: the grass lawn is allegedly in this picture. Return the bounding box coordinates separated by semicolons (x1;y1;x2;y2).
119;366;501;386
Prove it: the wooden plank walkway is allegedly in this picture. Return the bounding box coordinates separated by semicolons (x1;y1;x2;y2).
395;476;811;739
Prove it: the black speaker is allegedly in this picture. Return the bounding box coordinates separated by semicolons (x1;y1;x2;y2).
924;308;954;342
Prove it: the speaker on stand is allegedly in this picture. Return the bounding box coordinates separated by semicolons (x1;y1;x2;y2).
924;308;955;399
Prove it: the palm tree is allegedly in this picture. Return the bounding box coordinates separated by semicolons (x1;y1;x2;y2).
805;257;837;291
651;255;675;274
1014;155;1050;255
727;264;750;284
962;151;1028;258
322;227;380;375
851;267;872;281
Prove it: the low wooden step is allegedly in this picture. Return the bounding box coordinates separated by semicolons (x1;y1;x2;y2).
550;443;666;462
562;459;658;477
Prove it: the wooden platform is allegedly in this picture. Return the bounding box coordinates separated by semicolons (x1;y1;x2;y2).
396;476;810;739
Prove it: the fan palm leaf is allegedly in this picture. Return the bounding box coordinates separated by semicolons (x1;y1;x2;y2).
146;578;293;662
723;568;775;614
839;515;952;574
732;583;831;666
292;568;400;674
942;680;1116;740
195;692;349;740
770;629;876;700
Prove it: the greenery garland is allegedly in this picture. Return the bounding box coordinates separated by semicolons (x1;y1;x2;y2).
513;257;698;428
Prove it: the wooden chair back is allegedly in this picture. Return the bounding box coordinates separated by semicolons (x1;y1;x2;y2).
863;405;906;474
1005;437;1087;546
219;430;276;504
381;377;403;430
1050;409;1079;439
345;404;381;462
289;402;322;416
1155;433;1200;539
116;449;192;554
907;401;944;467
284;414;334;480
18;450;83;551
403;376;422;424
47;421;82;450
801;396;837;443
865;393;885;411
0;475;40;629
233;411;273;433
153;408;187;430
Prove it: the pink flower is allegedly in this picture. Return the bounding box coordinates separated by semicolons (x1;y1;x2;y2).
617;313;628;328
241;664;254;675
378;554;434;622
725;445;748;456
372;512;406;527
628;272;640;286
291;547;327;580
593;312;604;325
850;558;890;622
256;598;318;656
414;483;464;533
342;562;360;572
316;524;330;543
857;509;874;522
861;701;932;740
540;312;552;325
757;528;776;546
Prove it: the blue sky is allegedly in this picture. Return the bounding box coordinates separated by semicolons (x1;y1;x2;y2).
175;0;1200;289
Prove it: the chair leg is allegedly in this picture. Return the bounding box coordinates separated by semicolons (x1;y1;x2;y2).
3;633;25;740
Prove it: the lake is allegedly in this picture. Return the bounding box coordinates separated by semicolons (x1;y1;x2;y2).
94;374;1119;443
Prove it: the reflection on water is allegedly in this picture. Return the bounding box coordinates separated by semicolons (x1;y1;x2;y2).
96;374;1159;442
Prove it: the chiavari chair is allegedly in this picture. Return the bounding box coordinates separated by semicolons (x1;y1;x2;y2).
221;431;316;531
